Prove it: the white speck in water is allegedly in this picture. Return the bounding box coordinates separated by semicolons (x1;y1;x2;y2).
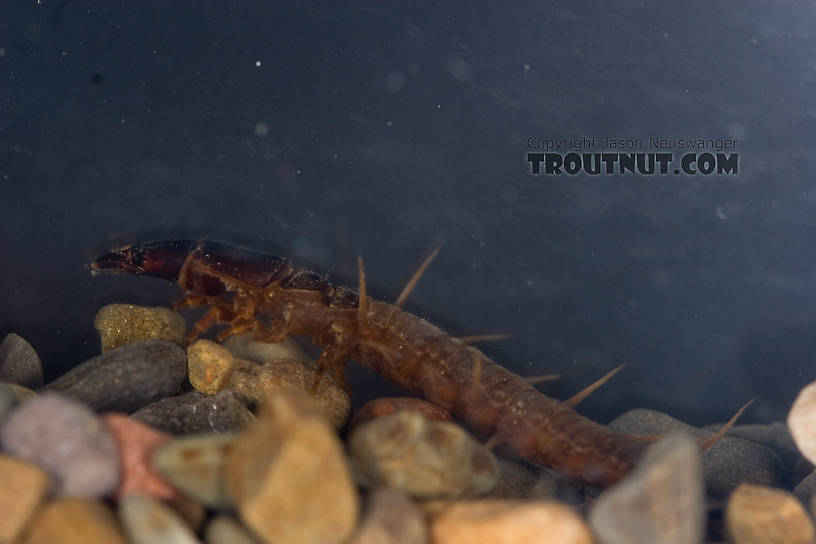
255;60;262;67
254;122;269;137
384;71;407;92
715;206;727;220
447;56;473;81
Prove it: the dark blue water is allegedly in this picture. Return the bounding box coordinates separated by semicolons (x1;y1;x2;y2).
2;1;816;425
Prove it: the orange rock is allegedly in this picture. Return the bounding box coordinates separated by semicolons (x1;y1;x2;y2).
22;498;126;544
0;454;50;543
430;500;593;544
103;413;176;499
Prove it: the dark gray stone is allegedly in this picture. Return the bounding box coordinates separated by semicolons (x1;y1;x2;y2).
41;340;186;412
0;333;43;388
132;390;255;435
608;409;781;498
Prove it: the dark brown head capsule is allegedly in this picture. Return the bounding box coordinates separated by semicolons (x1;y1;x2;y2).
90;239;198;280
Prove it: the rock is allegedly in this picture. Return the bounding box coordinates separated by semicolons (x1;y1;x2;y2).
726;483;814;544
1;382;36;402
102;413;175;499
42;340;187;413
188;340;235;395
348;488;427;544
789;381;816;465
704;421;800;468
1;392;119;497
94;303;186;352
589;433;704;544
22;498;127;544
222;332;313;367
488;457;563;501
132;390;255;435
349;396;452;432
227;358;349;428
349;410;498;499
430;499;593;544
205;515;260;544
154;433;236;509
0;454;50;543
795;468;816;505
0;333;43;388
226;390;359;544
118;494;202;544
165;494;207;534
608;408;781;497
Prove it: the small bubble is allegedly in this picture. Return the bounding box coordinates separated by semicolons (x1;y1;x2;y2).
384;71;407;92
254;122;269;137
447;56;473;81
255;60;262;67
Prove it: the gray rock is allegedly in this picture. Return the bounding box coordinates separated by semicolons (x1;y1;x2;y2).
488;457;560;501
703;421;802;484
119;494;202;544
608;408;781;498
349;410;498;499
42;340;186;412
590;433;704;544
205;515;260;544
794;468;816;504
154;433;237;509
0;392;120;497
0;333;43;388
349;488;427;544
132;390;255;435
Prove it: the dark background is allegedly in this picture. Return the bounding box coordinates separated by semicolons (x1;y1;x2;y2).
2;1;815;425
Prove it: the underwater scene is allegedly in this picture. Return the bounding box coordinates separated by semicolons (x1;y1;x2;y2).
2;2;816;543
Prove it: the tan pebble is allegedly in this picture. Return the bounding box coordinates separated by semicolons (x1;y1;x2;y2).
103;413;176;499
205;515;260;544
22;498;126;544
431;500;592;544
349;410;498;498
349;396;452;432
222;333;313;367
95;304;186;352
349;487;427;544
0;454;50;543
154;433;237;510
119;494;202;544
187;340;236;395
726;483;814;544
789;380;816;466
227;358;350;428
226;390;359;544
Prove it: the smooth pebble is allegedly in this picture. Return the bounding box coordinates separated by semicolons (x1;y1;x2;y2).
1;392;120;497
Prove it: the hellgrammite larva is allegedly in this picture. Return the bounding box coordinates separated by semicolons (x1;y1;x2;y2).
90;238;746;487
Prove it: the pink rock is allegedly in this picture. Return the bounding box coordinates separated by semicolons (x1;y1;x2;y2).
103;413;177;499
